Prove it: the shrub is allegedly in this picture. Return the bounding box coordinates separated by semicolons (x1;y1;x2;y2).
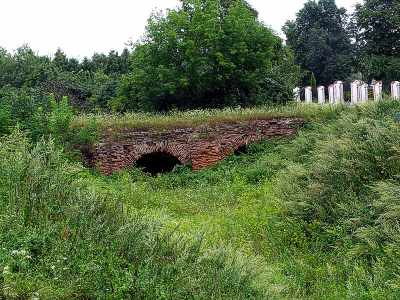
47;95;74;144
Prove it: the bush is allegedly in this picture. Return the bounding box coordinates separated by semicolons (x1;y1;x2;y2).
47;95;74;144
0;86;51;141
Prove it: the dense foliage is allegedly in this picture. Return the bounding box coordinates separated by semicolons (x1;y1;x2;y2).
283;0;353;86
284;0;400;86
354;0;400;82
270;100;400;298
0;0;300;114
0;45;130;114
114;0;299;111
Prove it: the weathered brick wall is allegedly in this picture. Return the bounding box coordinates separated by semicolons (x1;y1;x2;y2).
88;117;304;175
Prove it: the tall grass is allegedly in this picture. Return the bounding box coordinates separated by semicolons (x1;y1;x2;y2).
0;131;264;299
89;99;400;299
71;103;346;132
268;100;400;299
2;100;400;299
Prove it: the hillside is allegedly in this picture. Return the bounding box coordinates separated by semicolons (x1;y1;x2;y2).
1;100;400;299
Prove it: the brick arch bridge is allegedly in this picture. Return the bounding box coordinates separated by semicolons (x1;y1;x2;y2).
88;117;304;175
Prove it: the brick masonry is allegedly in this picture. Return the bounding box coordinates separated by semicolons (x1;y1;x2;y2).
87;117;304;175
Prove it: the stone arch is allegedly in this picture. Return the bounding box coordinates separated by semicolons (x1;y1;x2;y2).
135;151;182;175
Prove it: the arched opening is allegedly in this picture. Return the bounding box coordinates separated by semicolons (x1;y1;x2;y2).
135;152;182;175
234;144;249;156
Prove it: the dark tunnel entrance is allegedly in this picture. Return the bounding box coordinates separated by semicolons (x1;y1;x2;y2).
234;144;249;156
135;152;182;175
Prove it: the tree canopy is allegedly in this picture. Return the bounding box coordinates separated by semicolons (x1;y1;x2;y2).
283;0;353;86
114;0;299;111
354;0;400;81
1;0;399;116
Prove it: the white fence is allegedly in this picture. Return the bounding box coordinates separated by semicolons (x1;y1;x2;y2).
391;81;400;100
294;80;400;104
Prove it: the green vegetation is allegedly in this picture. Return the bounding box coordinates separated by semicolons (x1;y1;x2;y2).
354;0;400;82
114;0;299;111
71;103;344;132
0;0;298;114
284;0;400;86
0;131;262;299
2;100;400;298
0;46;130;113
1;0;400;298
284;0;353;86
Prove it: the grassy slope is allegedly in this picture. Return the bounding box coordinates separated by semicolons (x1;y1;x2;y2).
81;104;343;298
88;100;400;299
2;100;400;299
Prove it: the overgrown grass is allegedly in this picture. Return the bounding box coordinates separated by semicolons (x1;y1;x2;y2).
0;132;264;299
86;99;400;299
2;100;400;299
71;103;347;132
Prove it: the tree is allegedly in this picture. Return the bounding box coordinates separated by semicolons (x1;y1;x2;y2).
0;45;53;88
181;0;258;17
283;0;353;86
53;49;79;73
116;0;299;111
354;0;400;81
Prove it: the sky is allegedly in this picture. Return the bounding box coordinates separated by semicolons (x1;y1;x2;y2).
0;0;361;59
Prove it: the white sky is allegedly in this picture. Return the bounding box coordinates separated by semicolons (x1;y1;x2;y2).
0;0;361;59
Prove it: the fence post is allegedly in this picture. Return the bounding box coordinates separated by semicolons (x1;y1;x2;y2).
317;86;325;104
305;86;313;104
334;81;344;104
360;83;369;103
373;81;383;101
391;81;400;100
293;87;301;102
351;80;361;104
328;84;334;104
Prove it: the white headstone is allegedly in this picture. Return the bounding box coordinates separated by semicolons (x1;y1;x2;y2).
373;81;383;101
305;86;313;104
360;83;369;103
328;84;335;104
391;81;400;100
293;87;301;102
351;80;361;104
333;81;344;104
317;86;325;104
